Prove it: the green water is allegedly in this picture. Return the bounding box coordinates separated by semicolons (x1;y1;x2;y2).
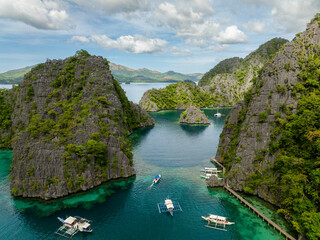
0;108;293;240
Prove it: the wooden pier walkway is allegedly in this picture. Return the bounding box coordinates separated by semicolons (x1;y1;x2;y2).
210;157;296;240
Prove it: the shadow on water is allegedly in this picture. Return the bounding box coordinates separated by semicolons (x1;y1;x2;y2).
12;177;136;217
130;125;154;146
179;124;208;136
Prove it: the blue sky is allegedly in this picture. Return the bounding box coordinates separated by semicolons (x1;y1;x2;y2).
0;0;319;74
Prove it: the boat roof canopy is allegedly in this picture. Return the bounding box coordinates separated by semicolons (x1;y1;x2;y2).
209;214;227;221
64;216;77;224
155;175;160;178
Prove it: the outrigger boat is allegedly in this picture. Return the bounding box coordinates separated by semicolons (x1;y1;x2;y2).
153;174;161;184
55;216;92;239
158;197;182;216
200;167;222;179
202;214;234;231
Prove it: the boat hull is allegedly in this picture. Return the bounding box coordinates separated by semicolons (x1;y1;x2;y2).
201;216;234;225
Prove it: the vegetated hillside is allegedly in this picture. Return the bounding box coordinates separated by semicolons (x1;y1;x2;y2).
0;65;34;84
0;62;202;85
139;82;218;111
109;62;202;83
199;38;288;106
7;50;154;200
0;89;14;148
215;15;320;239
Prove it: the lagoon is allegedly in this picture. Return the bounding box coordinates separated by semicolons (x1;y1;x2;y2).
0;83;291;239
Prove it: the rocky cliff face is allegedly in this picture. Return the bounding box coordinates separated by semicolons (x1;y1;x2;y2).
9;52;154;200
179;106;210;124
215;16;320;238
199;38;288;106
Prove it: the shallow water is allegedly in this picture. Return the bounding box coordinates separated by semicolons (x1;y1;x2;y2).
0;83;292;239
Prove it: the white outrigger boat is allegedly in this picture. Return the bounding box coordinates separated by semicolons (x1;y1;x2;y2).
200;167;222;179
202;214;234;231
158;197;182;216
55;216;92;239
153;174;161;184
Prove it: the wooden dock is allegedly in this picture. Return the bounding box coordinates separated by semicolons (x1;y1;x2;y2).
210;157;296;240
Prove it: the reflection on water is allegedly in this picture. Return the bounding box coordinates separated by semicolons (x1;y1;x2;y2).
179;124;208;136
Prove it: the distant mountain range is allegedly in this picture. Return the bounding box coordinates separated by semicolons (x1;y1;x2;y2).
0;62;203;85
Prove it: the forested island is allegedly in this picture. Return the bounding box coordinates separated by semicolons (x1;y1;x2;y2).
0;50;154;200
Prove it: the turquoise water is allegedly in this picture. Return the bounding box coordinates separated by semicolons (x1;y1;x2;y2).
0;84;292;239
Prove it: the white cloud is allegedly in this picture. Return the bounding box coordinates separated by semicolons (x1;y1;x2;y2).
72;34;168;54
270;0;320;32
169;47;192;56
239;0;320;33
71;36;90;43
0;0;72;30
214;25;248;44
242;20;266;33
70;0;150;14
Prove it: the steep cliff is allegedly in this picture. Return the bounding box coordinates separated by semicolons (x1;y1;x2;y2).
199;38;288;106
139;38;288;112
215;15;320;239
9;50;154;200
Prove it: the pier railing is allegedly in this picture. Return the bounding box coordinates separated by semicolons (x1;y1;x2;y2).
210;157;296;240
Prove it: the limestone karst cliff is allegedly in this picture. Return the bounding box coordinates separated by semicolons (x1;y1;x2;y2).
179;106;210;124
139;38;288;112
199;38;288;106
215;15;320;239
7;50;154;200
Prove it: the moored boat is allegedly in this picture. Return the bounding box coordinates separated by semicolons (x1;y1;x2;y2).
55;216;92;239
202;214;234;225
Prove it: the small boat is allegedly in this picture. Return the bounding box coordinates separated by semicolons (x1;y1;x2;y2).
55;216;92;239
153;174;161;184
158;197;182;216
200;173;217;179
164;198;174;216
214;107;222;117
202;214;234;231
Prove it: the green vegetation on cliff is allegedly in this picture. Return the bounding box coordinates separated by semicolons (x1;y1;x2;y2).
8;50;154;200
267;44;320;239
199;57;243;86
198;38;288;106
139;82;219;111
0;89;14;148
217;15;320;240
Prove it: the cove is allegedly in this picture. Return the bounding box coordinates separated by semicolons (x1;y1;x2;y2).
0;83;292;239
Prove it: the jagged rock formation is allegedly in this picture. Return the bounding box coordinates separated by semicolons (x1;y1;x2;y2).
199;38;288;106
179;106;210;124
8;51;154;200
215;15;320;239
139;82;217;111
139;38;288;112
207;174;224;187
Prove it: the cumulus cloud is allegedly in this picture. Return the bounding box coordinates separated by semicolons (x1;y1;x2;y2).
242;20;266;33
214;25;248;44
72;34;167;54
0;0;72;30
